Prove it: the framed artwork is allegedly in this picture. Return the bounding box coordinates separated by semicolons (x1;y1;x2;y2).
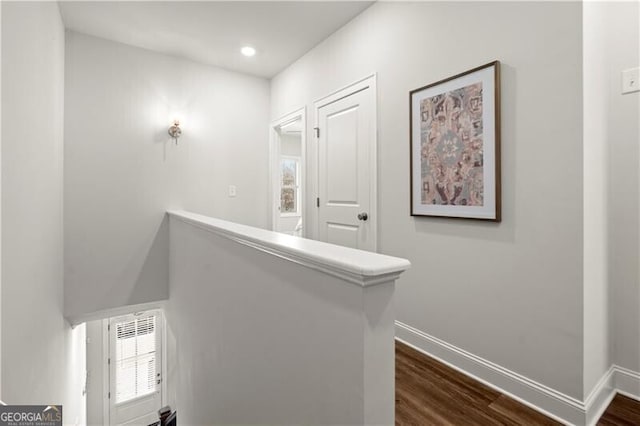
410;61;501;221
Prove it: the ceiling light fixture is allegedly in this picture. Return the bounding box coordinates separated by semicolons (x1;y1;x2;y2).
241;46;256;57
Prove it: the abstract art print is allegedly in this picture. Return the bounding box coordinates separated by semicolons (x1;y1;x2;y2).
410;61;501;221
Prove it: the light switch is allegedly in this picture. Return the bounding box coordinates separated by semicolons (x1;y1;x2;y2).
228;185;237;197
622;67;640;94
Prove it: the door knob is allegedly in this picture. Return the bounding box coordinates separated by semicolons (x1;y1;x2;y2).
357;212;368;221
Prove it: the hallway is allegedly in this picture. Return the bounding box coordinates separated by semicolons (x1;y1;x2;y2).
396;342;640;425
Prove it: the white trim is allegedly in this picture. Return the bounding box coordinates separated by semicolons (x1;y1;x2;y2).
313;74;378;252
168;210;409;286
584;366;615;426
107;309;165;425
396;321;584;425
270;107;307;236
67;300;167;327
584;367;640;425
616;388;640;402
279;155;302;217
0;0;3;401
102;319;110;426
587;391;616;426
396;320;640;426
161;310;168;408
314;74;377;108
613;365;640;401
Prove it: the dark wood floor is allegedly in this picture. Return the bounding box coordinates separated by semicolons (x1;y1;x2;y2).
395;341;640;425
598;394;640;425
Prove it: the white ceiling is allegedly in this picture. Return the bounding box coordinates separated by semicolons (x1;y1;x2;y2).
58;1;374;78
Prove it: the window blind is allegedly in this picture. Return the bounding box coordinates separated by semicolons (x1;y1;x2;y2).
114;315;157;403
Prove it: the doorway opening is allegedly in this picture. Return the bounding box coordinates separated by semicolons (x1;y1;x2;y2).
270;108;307;236
108;310;163;425
86;309;166;426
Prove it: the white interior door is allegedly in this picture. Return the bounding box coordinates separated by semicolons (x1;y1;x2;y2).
109;311;162;426
316;76;376;251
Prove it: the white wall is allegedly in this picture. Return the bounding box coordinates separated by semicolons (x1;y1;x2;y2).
2;2;85;423
604;2;640;374
583;1;611;397
166;213;403;425
271;1;584;399
64;32;270;319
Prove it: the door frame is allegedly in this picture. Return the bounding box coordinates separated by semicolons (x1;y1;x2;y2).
103;309;167;426
269;107;307;236
313;74;378;251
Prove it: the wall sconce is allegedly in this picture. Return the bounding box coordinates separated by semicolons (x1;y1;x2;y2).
168;119;182;143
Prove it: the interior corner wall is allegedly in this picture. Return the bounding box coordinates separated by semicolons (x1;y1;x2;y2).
1;2;85;422
605;1;640;374
583;0;611;397
0;0;4;402
270;1;585;398
63;32;270;319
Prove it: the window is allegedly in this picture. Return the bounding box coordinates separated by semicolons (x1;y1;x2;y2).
114;314;158;403
280;157;300;216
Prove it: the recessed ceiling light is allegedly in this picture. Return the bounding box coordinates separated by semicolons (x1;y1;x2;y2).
241;46;256;57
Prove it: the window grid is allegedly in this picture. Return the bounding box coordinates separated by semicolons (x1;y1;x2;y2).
280;157;300;215
114;315;157;404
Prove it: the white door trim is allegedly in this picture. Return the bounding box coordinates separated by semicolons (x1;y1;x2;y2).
104;309;166;426
269;107;307;236
102;319;110;426
314;74;377;109
313;74;378;251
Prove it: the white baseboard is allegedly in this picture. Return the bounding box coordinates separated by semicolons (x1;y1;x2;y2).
395;321;640;426
613;366;640;402
584;366;616;426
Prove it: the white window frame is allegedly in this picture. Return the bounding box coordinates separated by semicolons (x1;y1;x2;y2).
269;107;307;236
280;155;301;217
113;313;159;404
103;309;167;426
